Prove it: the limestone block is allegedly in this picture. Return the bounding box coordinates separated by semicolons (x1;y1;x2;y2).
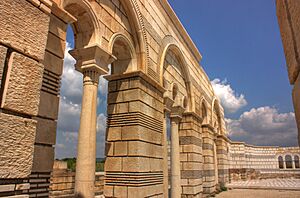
114;141;127;156
0;0;49;61
49;14;68;41
122;157;150;172
46;32;66;59
105;157;122;172
38;91;59;120
0;45;7;87
0;113;36;178
276;0;300;84
32;145;54;172
34;117;57;145
2;53;43;115
43;51;64;76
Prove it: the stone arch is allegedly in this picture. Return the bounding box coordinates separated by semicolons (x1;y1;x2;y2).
285;154;293;168
118;0;148;72
200;97;208;124
108;32;137;74
159;36;192;111
212;98;222;134
61;0;102;48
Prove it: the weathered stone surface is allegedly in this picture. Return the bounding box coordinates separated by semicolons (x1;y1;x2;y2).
0;113;36;178
32;145;54;172
38;91;59;120
0;0;50;60
2;52;44;116
0;45;7;87
34;117;57;145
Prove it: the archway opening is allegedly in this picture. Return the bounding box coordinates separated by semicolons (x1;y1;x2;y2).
278;156;284;169
111;36;135;75
285;155;293;169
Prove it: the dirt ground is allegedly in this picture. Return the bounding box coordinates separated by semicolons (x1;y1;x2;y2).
216;189;300;198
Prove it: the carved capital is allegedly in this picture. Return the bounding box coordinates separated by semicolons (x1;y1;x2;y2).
70;45;116;76
164;95;174;113
170;105;185;122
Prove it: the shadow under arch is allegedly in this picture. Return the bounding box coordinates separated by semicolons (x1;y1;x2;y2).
59;0;102;49
211;97;223;134
112;0;148;72
200;96;209;124
159;35;193;111
108;32;137;74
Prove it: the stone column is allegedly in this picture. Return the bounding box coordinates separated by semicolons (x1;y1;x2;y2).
163;96;174;198
170;106;184;198
163;111;169;198
70;45;115;198
283;159;286;169
170;116;181;198
292;157;296;169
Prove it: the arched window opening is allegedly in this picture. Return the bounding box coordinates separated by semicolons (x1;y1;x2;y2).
278;156;284;169
111;37;133;75
285;155;293;169
295;155;300;168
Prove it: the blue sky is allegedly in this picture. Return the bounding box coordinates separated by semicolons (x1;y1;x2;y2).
55;0;298;159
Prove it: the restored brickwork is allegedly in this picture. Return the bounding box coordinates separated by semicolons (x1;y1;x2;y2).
229;142;300;182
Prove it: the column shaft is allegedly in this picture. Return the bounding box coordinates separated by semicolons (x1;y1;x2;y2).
75;70;99;198
163;113;169;198
171;117;181;198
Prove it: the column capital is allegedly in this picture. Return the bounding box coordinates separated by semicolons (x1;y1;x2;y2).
164;95;174;113
70;44;116;76
170;105;185;122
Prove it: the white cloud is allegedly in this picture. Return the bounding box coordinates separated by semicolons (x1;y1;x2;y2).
211;78;247;113
57;97;81;132
226;106;298;146
55;42;109;159
63;131;78;143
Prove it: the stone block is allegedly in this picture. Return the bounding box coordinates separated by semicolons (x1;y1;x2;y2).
34;117;57;145
0;184;15;192
49;14;67;41
0;113;36;178
0;45;7;87
114;141;127;156
122;157;150;172
32;145;54;172
2;52;43;116
43;51;64;76
38;91;59;120
276;0;300;84
107;127;121;141
0;0;49;61
46;32;66;59
105;157;122;172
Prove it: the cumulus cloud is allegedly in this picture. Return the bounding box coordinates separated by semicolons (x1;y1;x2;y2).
211;78;247;113
226;106;298;146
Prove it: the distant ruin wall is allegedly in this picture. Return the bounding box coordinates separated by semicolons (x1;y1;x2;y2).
49;161;104;198
229;141;300;181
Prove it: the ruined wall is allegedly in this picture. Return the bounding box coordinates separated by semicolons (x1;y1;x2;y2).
229;141;300;181
276;0;300;145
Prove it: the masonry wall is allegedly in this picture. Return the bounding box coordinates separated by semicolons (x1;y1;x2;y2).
228;142;300;181
0;0;52;197
276;0;300;145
